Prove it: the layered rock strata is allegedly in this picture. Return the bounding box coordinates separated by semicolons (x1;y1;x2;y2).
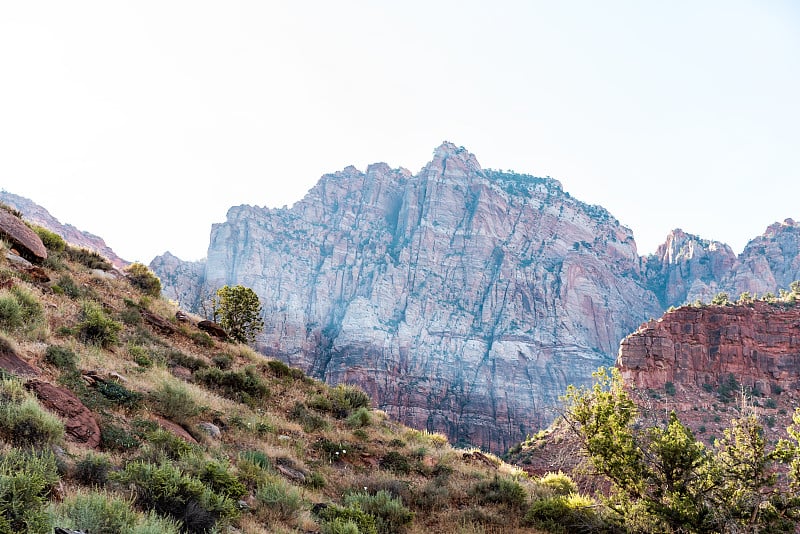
155;142;661;451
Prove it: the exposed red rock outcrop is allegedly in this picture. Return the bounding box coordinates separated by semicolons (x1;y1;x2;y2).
26;379;101;448
618;301;800;393
0;191;127;268
0;208;47;263
0;339;40;377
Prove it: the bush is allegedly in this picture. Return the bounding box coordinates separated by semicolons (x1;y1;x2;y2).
255;477;304;522
524;494;607;533
44;344;78;371
100;422;140;451
9;286;42;325
290;402;329;433
0;293;22;330
344;491;414;534
194;366;269;406
125;263;162;297
665;381;676;396
379;451;411;475
76;301;122;348
128;345;152;368
74;452;113;487
347;406;372;428
167;350;208;371
538;472;577;496
53;490;137;534
96;381;142;409
469;477;528;509
319;504;378;534
190;331;214;348
0;396;65;448
140;429;199;463
211;354;232;370
112;461;238;533
149;381;200;425
0;448;60;533
53;274;84;299
198;460;248;500
66;246;112;270
32;225;66;253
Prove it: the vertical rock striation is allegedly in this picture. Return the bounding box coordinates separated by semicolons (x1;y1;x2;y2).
155;142;661;451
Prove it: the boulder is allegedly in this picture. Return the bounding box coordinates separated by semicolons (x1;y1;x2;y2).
198;320;228;340
0;338;39;377
0;209;47;263
25;379;101;448
140;308;175;334
152;415;198;444
198;421;221;438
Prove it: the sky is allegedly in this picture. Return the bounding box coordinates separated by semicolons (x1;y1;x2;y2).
1;1;798;264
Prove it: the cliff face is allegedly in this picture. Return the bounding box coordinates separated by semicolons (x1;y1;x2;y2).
644;220;800;308
0;191;128;268
155;143;661;451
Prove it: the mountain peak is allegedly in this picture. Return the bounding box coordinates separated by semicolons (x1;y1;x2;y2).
423;141;482;177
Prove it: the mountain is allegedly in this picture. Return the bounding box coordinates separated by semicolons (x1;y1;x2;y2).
153;142;663;451
0;190;128;268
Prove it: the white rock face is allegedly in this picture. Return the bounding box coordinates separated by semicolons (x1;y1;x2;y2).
154;142;662;451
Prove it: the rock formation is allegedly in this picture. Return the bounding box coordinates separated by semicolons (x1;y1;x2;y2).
154;142;662;451
0;190;127;268
0;207;47;263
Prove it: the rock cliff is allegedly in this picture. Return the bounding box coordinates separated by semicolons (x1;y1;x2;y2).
154;142;662;451
0;191;127;268
618;299;800;441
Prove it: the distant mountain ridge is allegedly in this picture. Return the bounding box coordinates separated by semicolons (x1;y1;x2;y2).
0;190;128;268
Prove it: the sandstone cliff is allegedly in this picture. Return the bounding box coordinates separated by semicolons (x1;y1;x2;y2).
0;191;128;268
618;299;800;441
155;142;662;451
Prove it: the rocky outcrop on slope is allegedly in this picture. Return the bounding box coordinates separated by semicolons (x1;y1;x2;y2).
149;251;206;309
0;207;47;263
644;229;736;308
155;142;661;451
0;191;127;268
618;299;800;442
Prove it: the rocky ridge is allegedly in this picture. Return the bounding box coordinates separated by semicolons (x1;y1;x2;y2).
154;142;663;451
0;190;127;268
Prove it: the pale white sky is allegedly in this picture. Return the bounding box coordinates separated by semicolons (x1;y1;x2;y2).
1;1;798;263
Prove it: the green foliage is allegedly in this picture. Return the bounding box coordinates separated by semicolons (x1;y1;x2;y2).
195;366;269;406
53;490;138;534
167;350;208;371
347;406;373;428
76;300;122;348
100;422;140;451
319;504;378;534
0;286;43;333
469;476;528;509
266;358;305;379
711;291;730;305
791;280;800;295
53;274;84;299
44;344;78;370
125;263;162;297
74;452;113;487
211;353;232;369
0;395;65;448
343;491;414;534
0;449;60;533
717;373;739;403
538;471;577;497
664;381;676;396
524;493;609;534
0;294;21;330
8;286;42;324
149;380;200;424
212;285;264;343
32;225;65;253
142;429;199;462
197;460;247;499
190;331;214;348
380;451;411;475
255;476;305;522
96;380;142;408
66;246;112;270
112;461;238;533
290;402;330;432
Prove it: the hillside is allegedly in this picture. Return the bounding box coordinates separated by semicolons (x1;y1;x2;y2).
0;202;583;533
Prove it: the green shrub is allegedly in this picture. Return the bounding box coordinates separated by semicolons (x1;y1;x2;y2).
125;263;162;297
538;472;577;497
53;274;84;299
96;381;142;409
74;452;113;487
143;429;199;462
379;451;411;475
524;494;607;533
343;491;414;534
328;383;371;418
66;246;112;270
347;406;372;428
290;402;329;432
195;366;269;406
100;422;140;451
0;396;65;448
0;294;22;330
190;331;214;348
469;477;528;509
665;381;676;396
149;381;200;424
765;397;778;409
53;490;137;534
319;504;378;534
255;476;304;522
9;286;42;325
167;350;208;371
129;345;152;368
0;448;60;533
120;306;143;326
44;344;78;371
211;354;232;370
77;301;122;348
130;511;182;534
32;225;66;253
112;461;238;533
198;460;247;499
